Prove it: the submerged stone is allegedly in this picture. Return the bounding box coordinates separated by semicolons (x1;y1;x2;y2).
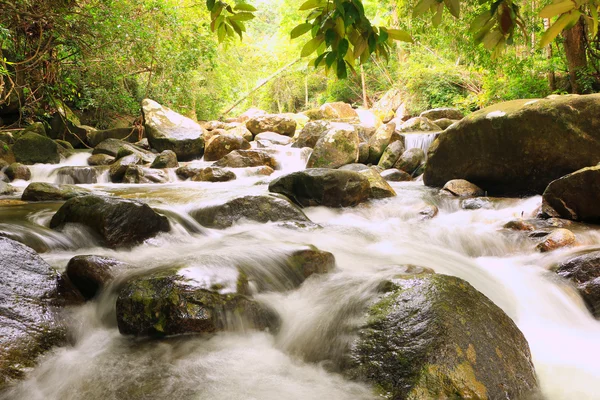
66;255;130;300
21;182;92;201
556;251;600;318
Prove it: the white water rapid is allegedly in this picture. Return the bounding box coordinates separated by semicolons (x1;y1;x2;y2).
1;145;600;400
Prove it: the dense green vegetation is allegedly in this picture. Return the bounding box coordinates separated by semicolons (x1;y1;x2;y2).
1;0;599;127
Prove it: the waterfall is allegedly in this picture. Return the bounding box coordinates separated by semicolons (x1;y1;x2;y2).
403;132;439;155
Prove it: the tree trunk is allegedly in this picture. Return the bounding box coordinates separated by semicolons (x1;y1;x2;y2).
562;17;588;94
544;18;556;92
360;65;368;108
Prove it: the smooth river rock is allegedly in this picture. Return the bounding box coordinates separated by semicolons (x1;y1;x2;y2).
556;251;600;318
21;182;92;201
542;165;600;222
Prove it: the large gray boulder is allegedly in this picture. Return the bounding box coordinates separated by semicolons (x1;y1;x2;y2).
346;273;538;399
542;165;600;222
269;169;371;207
21;182;92;201
12;132;61;164
246;114;297;137
424;95;600;195
420;107;464;120
191;194;310;229
50;195;170;248
86;127;139;147
116;268;279;336
555;251;600;318
306;124;359;169
204;134;251;161
0;238;65;390
292;121;331;148
398;117;441;132
367;122;396;164
213;150;278;169
142;99;205;161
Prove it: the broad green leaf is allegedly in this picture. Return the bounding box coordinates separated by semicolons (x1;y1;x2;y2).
413;0;437;17
335;17;345;37
539;11;581;47
217;24;226;42
299;0;322;11
378;28;389;44
353;35;367;58
234;3;257;11
590;5;598;38
230;12;255;21
482;28;503;50
228;17;243;38
291;23;312;39
538;1;575;19
432;3;443;27
444;0;460;18
326;51;338;67
336;58;347;78
206;0;216;11
474;18;496;43
338;38;349;56
469;11;492;33
314;52;327;67
386;29;413;42
301;36;323;57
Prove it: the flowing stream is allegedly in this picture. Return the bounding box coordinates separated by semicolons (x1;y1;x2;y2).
2;146;600;400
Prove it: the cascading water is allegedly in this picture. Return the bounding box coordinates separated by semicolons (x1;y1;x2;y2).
403;132;439;154
1;144;600;400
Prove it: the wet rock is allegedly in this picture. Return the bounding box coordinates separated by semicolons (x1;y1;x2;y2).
307;124;359;169
191;194;310;229
542;165;600;223
441;179;485;197
346;274;538;399
269;168;371;207
204;134;251;161
87;153;115;166
292;121;331;148
86;127;140;147
50;195;170;248
115;268;278;336
285;246;335;279
0;237;65;390
503;219;535;231
122;166;168;184
150;150;178;169
338;163;369;172
432;118;458;130
254;132;292;146
93;138;151;161
0;181;16;195
109;154;143;182
319;102;358;120
142;98;206;161
358;168;396;199
424;95;600;195
21;182;92;201
227;124;254;142
56;166;101;184
358;142;369;164
367;122;396;164
4;162;31;181
418;204;439;220
536;228;576;252
246;114;297;137
381;168;412;182
0;171;8;183
12;132;61;164
371;88;403;123
461;197;492;210
175;165;203;180
555;251;600;318
394;148;425;175
377;140;405;170
115;144;155;164
66;255;130;300
398;116;441;132
191;167;236;182
420;107;464;120
213;150;278;169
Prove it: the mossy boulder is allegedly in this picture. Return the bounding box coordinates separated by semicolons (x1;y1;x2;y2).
541;165;600;222
86;127;139;147
367;122;396;164
433;118;458;130
358;168;397;199
190;166;236;182
204;133;251;161
0;237;65;390
420;107;464;121
150;150;178;169
122;165;168;184
246;114;297;137
88;153;115;166
346;273;538;400
213;149;278;169
395;148;425;175
108;154;143;182
115;268;279;337
175;165;203;180
191;194;310;229
21;182;92;201
441;179;485;197
269;168;371;207
555;251;600;318
0;181;16;195
292;121;331;149
319;102;358;120
398;117;442;132
92;138;151;161
142;98;206;161
424;95;600;195
377;140;405;170
381;168;412;182
307;123;359;169
66;255;131;300
12;132;61;164
50;195;170;248
4;162;31;181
